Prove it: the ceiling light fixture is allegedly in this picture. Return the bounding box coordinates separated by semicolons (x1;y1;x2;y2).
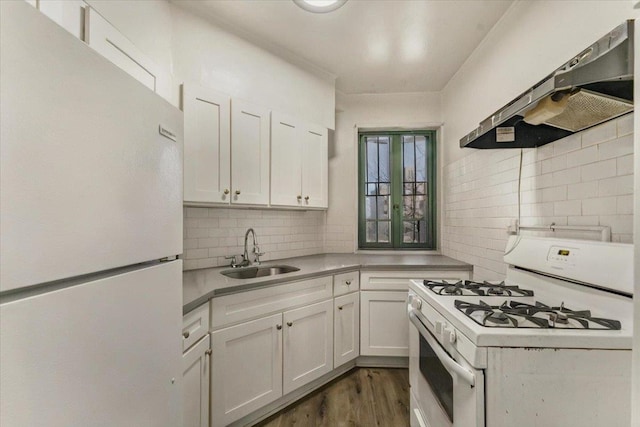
293;0;348;13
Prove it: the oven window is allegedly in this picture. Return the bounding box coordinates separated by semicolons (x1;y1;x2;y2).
419;333;454;422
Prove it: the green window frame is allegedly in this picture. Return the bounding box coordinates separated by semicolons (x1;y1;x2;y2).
358;131;436;250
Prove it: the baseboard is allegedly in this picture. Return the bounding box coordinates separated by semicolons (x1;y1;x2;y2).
356;355;409;368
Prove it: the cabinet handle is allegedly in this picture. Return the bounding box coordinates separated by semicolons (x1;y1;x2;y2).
304;196;309;201
183;331;190;339
345;280;352;286
205;349;212;356
338;306;343;310
276;324;282;330
287;321;293;327
223;189;230;195
297;195;302;201
235;190;241;196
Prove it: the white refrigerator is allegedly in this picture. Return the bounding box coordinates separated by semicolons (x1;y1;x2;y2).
0;2;184;426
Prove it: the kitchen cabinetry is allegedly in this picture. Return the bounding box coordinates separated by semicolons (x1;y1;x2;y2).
84;6;171;101
182;303;211;427
183;334;211;427
283;300;333;394
334;291;359;367
183;83;231;204
271;112;328;208
39;0;86;40
209;276;333;426
210;314;283;427
359;270;470;357
231;99;270;205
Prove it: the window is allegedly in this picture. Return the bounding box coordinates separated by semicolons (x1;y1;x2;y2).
358;131;436;249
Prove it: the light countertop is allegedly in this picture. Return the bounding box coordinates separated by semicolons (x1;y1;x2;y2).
183;253;471;314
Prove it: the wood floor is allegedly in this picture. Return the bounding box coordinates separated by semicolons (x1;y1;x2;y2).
254;368;410;427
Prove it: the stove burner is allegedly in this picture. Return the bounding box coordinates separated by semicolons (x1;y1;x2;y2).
422;280;534;297
454;300;622;330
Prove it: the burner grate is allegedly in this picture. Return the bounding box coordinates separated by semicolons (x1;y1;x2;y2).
423;280;534;297
455;300;621;330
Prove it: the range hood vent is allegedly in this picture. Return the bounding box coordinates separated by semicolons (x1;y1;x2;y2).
461;20;634;149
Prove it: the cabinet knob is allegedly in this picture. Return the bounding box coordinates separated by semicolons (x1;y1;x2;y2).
223;189;230;195
182;331;190;339
287;321;293;327
338;306;343;310
205;349;212;356
304;196;309;201
235;190;241;196
345;280;351;286
276;324;282;330
297;195;302;200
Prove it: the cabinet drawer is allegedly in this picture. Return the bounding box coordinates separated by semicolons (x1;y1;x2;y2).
183;303;210;352
333;271;359;296
360;270;471;291
211;276;333;329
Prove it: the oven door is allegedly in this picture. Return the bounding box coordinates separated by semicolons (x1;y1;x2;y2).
408;306;484;427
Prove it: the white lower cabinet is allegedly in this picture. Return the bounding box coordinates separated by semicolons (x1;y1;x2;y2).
183;334;211;427
283;300;333;394
360;290;409;357
334;292;360;367
210;299;333;426
210;313;283;427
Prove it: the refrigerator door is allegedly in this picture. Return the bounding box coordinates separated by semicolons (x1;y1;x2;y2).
0;1;183;292
0;260;183;427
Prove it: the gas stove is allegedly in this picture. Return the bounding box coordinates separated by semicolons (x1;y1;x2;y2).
407;235;634;427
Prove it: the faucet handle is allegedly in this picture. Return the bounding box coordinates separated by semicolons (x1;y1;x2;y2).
224;255;238;268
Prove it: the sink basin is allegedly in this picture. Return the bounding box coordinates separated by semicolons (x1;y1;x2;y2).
220;265;300;280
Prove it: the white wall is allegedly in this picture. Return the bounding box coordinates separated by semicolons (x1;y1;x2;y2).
325;91;442;253
170;5;335;129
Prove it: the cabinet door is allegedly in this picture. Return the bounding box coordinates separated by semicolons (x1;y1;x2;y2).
334;292;359;368
84;7;171;100
183;335;210;427
283;300;333;395
210;313;282;427
230;99;270;205
183;84;231;205
301;124;328;208
270;112;302;207
360;291;409;356
39;0;86;40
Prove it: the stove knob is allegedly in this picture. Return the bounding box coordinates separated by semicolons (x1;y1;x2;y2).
411;298;422;310
435;321;444;335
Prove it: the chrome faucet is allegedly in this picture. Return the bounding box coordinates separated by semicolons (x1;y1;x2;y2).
241;228;265;266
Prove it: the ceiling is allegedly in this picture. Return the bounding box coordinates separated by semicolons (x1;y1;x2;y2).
172;0;514;94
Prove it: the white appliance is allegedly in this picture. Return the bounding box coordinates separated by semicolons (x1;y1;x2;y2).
408;235;633;427
0;2;184;426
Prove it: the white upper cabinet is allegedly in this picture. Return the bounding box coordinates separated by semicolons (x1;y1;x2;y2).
271;115;328;209
84;6;171;101
38;0;86;39
231;99;270;206
301;124;328;208
271;112;303;206
183;83;231;204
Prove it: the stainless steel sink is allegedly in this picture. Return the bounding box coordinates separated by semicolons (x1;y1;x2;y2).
220;265;300;280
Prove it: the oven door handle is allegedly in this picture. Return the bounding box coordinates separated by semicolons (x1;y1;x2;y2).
409;309;476;388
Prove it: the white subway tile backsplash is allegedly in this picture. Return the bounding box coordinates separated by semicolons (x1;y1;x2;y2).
581;121;617;147
442;114;633;281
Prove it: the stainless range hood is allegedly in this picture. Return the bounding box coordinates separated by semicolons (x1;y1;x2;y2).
460;20;634;149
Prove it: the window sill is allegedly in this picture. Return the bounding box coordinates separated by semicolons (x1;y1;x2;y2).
356;249;442;256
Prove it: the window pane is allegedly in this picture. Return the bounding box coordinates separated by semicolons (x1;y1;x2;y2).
403;138;415;181
365;196;377;220
403;183;414;195
378;139;390;182
379;183;390;195
378;222;390;243
403;196;415;219
366;183;377;195
366;221;377;242
415;195;426;219
377;196;390;219
403;221;417;243
415;136;427;182
366;138;378;182
416;182;426;195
